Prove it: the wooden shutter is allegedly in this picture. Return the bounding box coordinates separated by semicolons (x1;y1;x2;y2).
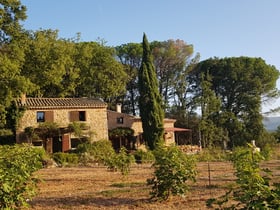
69;111;79;122
45;111;54;122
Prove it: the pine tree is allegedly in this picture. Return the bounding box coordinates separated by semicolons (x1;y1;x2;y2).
138;33;164;150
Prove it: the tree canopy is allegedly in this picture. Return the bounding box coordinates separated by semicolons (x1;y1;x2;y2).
191;57;279;147
0;0;279;149
0;0;30;128
115;43;142;115
22;29;80;97
151;39;194;110
74;41;128;105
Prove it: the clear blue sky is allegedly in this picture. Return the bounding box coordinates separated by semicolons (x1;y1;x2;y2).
20;0;280;114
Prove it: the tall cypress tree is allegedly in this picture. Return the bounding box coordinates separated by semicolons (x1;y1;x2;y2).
138;33;164;150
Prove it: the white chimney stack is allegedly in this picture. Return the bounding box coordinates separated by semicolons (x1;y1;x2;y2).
116;103;122;113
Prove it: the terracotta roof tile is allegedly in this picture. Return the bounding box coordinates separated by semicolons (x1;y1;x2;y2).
16;98;107;109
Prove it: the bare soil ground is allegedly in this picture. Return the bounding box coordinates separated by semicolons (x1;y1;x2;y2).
29;160;280;210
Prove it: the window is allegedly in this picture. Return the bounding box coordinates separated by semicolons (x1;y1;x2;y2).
37;111;45;122
69;111;86;122
79;111;86;121
117;117;124;124
36;111;54;123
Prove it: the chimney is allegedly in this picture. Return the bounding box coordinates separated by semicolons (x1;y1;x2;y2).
116;103;122;113
21;93;26;105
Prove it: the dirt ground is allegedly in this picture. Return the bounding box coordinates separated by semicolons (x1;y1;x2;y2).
29;160;280;210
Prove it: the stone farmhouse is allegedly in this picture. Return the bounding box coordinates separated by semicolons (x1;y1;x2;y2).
16;96;108;153
16;97;191;153
107;104;191;151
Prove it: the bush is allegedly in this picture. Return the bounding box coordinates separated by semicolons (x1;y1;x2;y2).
103;147;135;176
114;147;135;176
147;145;197;201
260;144;273;160
52;152;79;167
207;145;280;209
0;129;14;145
76;140;115;165
0;144;43;209
133;149;155;164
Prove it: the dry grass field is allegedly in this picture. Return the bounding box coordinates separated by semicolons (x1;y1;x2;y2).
29;160;280;210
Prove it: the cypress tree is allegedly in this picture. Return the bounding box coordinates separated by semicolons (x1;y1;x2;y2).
138;33;164;150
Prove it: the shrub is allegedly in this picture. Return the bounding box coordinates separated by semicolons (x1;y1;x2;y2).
76;140;115;165
133;149;155;164
0;129;14;145
103;147;135;175
147;145;197;201
207;145;280;209
52;152;79;167
261;143;273;160
0;144;43;209
114;147;135;176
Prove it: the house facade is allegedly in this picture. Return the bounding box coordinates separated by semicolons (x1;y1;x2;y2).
107;104;190;150
16;97;192;153
16;97;108;153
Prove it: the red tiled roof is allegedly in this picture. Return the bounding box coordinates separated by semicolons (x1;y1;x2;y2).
16;98;107;109
164;127;191;132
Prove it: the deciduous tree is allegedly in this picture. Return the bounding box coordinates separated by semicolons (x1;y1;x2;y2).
0;0;31;128
75;41;127;105
22;29;80;97
115;43;142;115
151;39;194;110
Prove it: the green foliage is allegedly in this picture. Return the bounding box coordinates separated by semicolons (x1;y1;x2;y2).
138;33;164;150
257;129;277;149
52;152;79;167
76;141;134;176
207;145;280;209
0;0;27;42
151;39;195;111
105;147;135;176
261;144;273;160
109;127;134;138
198;72;225;148
76;140;116;165
115;43;142;115
75;41;127;103
36;122;60;140
68;121;89;140
147;145;197;201
0;129;14;145
192;57;279;147
0;144;44;209
0;0;31;128
272;125;280;142
22;29;80;97
133;149;155;164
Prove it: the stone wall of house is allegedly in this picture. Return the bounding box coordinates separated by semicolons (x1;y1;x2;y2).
107;111;143;135
107;111;177;145
164;132;175;145
17;108;108;142
107;111;133;129
163;119;176;128
86;108;108;141
130;120;143;136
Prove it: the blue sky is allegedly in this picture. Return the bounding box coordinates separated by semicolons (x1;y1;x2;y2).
20;0;280;114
